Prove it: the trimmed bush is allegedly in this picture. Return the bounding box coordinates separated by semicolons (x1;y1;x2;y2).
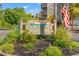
0;43;15;54
39;46;62;56
23;43;34;50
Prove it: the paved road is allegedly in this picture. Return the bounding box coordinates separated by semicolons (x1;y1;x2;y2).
69;31;79;41
0;30;10;39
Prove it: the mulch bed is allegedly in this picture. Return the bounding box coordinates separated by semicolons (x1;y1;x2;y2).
61;48;79;56
0;39;79;56
13;39;52;56
13;39;79;56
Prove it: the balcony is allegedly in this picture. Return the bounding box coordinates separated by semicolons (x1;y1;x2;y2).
40;12;47;15
41;3;47;8
41;10;47;13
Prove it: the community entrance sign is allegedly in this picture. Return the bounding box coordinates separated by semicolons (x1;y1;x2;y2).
26;20;56;35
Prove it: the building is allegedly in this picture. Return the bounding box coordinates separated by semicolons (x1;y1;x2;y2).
40;3;47;20
40;3;69;21
35;13;41;19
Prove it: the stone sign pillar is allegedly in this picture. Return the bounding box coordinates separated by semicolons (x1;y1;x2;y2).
53;20;57;34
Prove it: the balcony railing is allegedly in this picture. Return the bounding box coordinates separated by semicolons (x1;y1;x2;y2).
40;12;47;15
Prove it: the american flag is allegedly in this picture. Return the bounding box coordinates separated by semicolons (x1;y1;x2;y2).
61;5;70;29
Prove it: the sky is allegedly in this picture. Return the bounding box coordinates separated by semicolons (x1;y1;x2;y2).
2;3;41;15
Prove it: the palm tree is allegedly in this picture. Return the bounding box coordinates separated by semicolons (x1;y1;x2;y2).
69;3;79;31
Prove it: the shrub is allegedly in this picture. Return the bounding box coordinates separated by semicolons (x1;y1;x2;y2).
3;30;19;43
47;26;71;48
46;35;55;42
21;30;38;43
0;35;6;45
68;41;79;49
51;27;79;48
3;22;14;29
0;21;3;28
23;43;34;50
54;39;70;48
47;26;79;49
39;46;62;56
0;38;4;45
39;51;46;56
0;21;14;29
0;43;15;54
55;26;70;41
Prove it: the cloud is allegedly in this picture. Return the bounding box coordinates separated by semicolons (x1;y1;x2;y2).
30;8;40;13
30;9;34;12
29;8;40;15
23;5;29;9
37;3;41;5
35;8;40;12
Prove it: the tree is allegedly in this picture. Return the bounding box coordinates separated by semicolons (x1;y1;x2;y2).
69;3;79;30
0;4;2;21
4;8;19;24
4;8;34;24
4;8;26;25
47;15;55;22
0;4;5;26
